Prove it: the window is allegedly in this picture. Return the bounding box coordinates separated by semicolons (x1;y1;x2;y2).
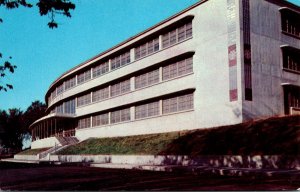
162;21;193;49
135;101;159;119
111;79;130;97
111;51;130;70
92;86;109;102
56;83;64;95
93;61;109;78
56;103;64;114
111;108;130;124
77;70;91;84
51;90;56;100
135;69;159;89
282;47;300;72
65;76;76;90
77;93;91;107
281;9;300;38
163;93;193;114
78;117;91;129
162;57;193;81
92;113;109;127
135;38;159;60
64;99;76;114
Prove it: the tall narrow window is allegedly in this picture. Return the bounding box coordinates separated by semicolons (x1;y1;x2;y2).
282;46;300;72
64;99;76;114
281;9;300;39
65;76;76;90
56;83;64;95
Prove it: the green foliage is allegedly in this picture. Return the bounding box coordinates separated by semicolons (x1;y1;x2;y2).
0;100;46;149
0;0;75;29
56;132;182;155
0;54;16;92
17;147;50;155
57;116;300;156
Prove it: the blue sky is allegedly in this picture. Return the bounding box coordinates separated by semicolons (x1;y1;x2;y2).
0;0;299;112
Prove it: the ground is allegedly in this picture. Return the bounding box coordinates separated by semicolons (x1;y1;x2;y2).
0;162;299;191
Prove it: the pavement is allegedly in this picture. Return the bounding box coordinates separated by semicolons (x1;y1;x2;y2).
2;157;300;177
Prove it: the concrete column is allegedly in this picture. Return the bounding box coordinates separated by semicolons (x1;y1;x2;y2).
55;119;57;136
130;48;135;62
50;119;52;137
159;67;163;82
130;106;135;121
108;112;111;124
108;59;111;71
159;35;163;50
108;85;111;97
159;99;163;115
130;77;135;91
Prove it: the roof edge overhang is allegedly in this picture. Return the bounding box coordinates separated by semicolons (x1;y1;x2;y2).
29;113;75;129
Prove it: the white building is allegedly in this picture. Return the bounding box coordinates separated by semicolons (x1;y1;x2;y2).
30;0;300;149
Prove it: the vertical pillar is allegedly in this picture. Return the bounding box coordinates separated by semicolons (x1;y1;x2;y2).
130;48;135;62
159;100;163;115
108;59;111;71
50;119;52;137
159;67;163;82
159;35;163;50
130;106;135;121
54;119;57;136
130;77;135;91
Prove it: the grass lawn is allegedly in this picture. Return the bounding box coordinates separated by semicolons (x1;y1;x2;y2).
57;115;300;155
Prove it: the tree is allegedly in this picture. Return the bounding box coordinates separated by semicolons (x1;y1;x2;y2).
1;108;24;150
0;0;75;91
22;100;47;141
0;100;46;149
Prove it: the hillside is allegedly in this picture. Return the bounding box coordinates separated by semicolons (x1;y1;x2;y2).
57;115;300;155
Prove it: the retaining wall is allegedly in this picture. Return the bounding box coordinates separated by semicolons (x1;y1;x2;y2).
47;155;300;169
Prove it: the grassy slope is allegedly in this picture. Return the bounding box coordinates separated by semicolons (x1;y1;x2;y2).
58;115;300;155
56;132;182;155
17;148;51;155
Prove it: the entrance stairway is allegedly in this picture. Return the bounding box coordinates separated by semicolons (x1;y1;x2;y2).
38;136;79;160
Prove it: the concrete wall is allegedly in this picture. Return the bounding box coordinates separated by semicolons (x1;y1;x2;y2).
241;0;300;119
31;137;60;149
49;154;300;170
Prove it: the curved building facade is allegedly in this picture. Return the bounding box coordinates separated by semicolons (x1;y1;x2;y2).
30;0;300;149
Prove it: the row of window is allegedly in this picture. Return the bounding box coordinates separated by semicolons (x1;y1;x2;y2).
135;38;159;60
51;56;193;112
77;93;194;129
51;99;76;115
48;21;193;105
162;22;192;49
